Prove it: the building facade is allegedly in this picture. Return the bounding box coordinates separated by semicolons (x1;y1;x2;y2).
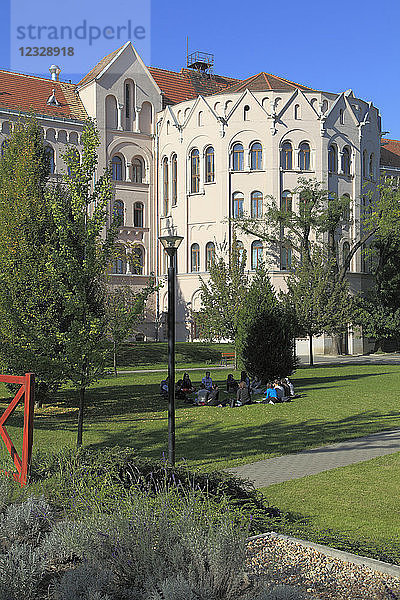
0;42;388;352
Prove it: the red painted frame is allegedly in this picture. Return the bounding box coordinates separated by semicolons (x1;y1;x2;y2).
0;373;35;486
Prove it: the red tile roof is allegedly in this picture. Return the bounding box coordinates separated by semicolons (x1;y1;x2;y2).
381;139;400;168
148;67;198;104
0;70;87;121
218;71;316;94
148;67;239;105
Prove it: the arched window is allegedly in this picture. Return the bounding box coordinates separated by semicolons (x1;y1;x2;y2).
244;105;250;120
294;104;300;120
251;241;263;269
342;194;351;221
112;248;125;274
281;142;292;170
132;247;144;275
205;242;215;271
124;80;135;126
134;202;144;227
299;142;310;171
205;146;215;183
251;191;263;218
343;241;350;265
280;245;292;270
363;150;367;178
369;153;374;180
171;154;177;204
111;155;123;181
166;120;170;135
191;243;200;272
236;240;245;264
250;142;262;170
1;139;9;156
328;145;337;173
105;95;117;129
342;146;351;176
132;157;143;183
113;200;124;225
232;143;244;171
339;109;344;124
198;111;203;126
139;101;153;134
281;190;292;212
45;145;55;173
190;149;200;193
232;192;244;218
163;157;169;214
112;258;125;274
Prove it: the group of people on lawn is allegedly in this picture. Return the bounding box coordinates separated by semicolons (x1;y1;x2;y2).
160;371;296;407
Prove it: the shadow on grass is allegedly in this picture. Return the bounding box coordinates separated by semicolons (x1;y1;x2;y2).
68;409;400;469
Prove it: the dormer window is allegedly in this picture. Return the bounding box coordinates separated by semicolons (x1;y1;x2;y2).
47;89;60;106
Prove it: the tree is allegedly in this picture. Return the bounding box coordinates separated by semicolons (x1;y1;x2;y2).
105;280;156;377
283;251;351;365
46;120;119;447
235;176;400;354
236;267;297;381
0;117;65;405
195;236;248;356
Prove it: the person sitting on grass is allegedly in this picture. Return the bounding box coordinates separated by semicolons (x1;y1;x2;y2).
274;380;286;402
262;383;277;404
280;378;292;400
201;371;213;391
175;379;187;401
250;377;264;395
181;372;195;395
207;384;224;406
240;371;251;394
226;373;238;393
160;376;169;400
194;383;209;405
231;381;252;408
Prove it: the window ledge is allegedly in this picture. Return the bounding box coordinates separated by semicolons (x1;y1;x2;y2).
204;181;216;185
188;190;205;196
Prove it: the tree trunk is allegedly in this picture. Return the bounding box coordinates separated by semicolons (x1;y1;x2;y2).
332;333;343;355
113;340;117;377
309;334;314;366
77;387;85;448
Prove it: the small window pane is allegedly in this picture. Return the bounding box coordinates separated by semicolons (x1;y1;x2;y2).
299;142;310;170
281;142;292;170
250;143;262;170
251;191;262;218
251;241;263;269
233;193;244;218
112;156;123;181
205;147;215;183
191;149;200;193
134;202;144;227
191;243;200;272
232;144;244;171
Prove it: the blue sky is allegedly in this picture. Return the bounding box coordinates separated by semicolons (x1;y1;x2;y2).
1;0;400;138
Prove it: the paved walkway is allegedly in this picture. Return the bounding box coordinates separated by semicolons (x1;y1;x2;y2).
227;428;400;488
117;352;400;375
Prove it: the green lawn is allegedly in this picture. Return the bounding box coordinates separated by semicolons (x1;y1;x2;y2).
259;452;400;561
1;363;400;472
108;341;235;370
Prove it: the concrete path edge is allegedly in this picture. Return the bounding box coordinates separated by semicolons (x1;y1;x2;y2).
247;531;400;579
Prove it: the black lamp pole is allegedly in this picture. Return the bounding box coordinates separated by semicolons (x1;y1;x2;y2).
159;235;183;466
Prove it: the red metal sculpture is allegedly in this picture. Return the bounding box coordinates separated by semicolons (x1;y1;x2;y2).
0;373;34;486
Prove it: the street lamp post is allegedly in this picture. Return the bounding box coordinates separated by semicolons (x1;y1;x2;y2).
159;234;183;466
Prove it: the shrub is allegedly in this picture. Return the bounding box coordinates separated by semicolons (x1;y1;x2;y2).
0;496;54;549
51;562;113;600
236;269;298;381
0;543;45;600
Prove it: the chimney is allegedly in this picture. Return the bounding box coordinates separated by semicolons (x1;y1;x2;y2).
49;65;61;81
